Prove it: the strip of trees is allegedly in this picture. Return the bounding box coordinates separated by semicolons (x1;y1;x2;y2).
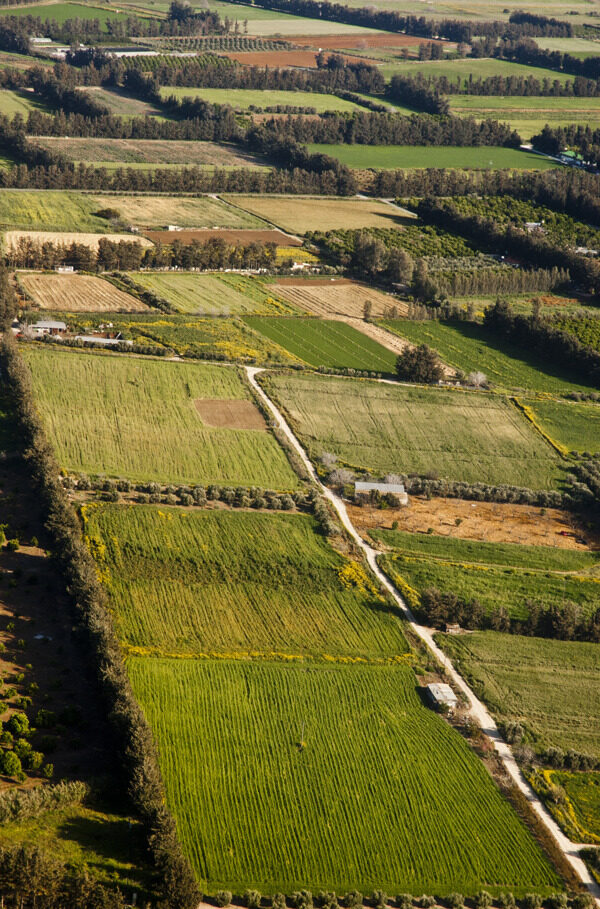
498;38;600;81
390;71;600;98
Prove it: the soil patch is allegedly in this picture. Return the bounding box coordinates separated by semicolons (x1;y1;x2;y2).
348;497;599;550
194;398;267;430
143;229;301;247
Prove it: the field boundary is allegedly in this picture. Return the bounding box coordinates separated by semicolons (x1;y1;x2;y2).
511;397;571;458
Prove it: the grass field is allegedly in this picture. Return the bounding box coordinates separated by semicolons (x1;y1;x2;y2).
548;771;600;841
224;196;407;233
79;86;166;119
447;95;600;139
373;57;573;84
0;1;129;22
20;273;148;312
380;320;597;393
34;137;267;168
379;535;600;622
88;193;265;229
24;347;299;488
85;505;409;658
0;192;111;232
160;86;362;112
128;658;560;896
274;280;403;319
0;87;52;116
129;273;298;315
244;316;397;371
307;144;559;170
438;632;600;755
525;398;600;453
262;372;564;488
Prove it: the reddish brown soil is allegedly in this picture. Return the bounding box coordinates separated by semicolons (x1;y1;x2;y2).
291;33;449;49
143;228;301;247
195;398;267;430
348;496;599;550
225;50;380;67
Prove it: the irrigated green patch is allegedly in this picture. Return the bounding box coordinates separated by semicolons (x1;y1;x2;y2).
0;1;130;22
307;145;558;170
526;398;600;453
261;372;564;488
24;347;299;489
438;632;600;755
160;86;362;112
128;658;560;896
381;320;597;393
244;317;397;371
129;273;297;315
85;505;409;658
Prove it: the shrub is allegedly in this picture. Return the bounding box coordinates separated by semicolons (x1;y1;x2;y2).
1;750;23;780
215;893;232;908
35;709;56;729
272;896;286;909
396;344;443;384
13;738;32;762
571;897;595;909
474;892;492;909
5;539;19;551
245;892;262;909
317;894;337;909
497;893;515;909
42;763;54;779
292;892;313;909
344;893;363;909
418;899;435;909
7;713;29;737
447;895;463;909
522;896;542;909
373;893;387;909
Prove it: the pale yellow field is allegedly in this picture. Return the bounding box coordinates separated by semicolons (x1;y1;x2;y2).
4;231;154;252
225;195;407;233
88;194;266;229
273;280;407;318
20;273;148;313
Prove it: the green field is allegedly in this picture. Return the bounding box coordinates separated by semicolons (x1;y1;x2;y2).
24;347;299;488
307;144;558;170
0;1;130;21
85;505;409;658
379;534;600;622
128;658;560;896
35;137;267;168
244;317;397;371
381;320;597;394
375;57;573;84
129;273;297;315
0;88;52;116
526;398;600;453
438;632;600;755
160;86;362;112
261;372;564;488
549;771;600;841
447;95;600;139
0;190;265;232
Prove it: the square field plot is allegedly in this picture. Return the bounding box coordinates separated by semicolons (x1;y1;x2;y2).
127;658;560;895
85;505;409;658
262;372;564;488
224;196;407;233
19;273;147;313
23;347;299;489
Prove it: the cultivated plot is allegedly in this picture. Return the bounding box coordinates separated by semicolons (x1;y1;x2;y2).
87;194;266;229
24;347;299;489
34;137;268;168
86;505;409;658
5;231;153;252
261;372;564;488
439;632;600;755
19;273;148;313
526;398;600;453
78;86;165;119
128;658;560;895
224;196;407;233
129;273;298;315
307;144;559;170
274;279;405;318
0;88;52;116
159;86;362;112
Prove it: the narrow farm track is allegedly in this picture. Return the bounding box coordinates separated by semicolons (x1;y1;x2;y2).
246;365;600;904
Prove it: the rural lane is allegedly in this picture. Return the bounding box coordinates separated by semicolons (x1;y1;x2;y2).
246;366;600;904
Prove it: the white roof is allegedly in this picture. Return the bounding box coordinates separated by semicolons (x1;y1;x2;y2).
33;321;66;329
75;335;132;346
355;481;406;494
427;683;458;704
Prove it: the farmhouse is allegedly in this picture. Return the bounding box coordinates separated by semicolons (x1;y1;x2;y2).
426;683;458;712
26;320;67;337
355;481;408;504
74;334;133;348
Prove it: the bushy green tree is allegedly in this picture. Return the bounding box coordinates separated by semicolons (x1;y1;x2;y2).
396;344;443;384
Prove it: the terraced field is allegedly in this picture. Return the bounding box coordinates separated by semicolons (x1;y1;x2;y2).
24;347;299;489
438;632;600;755
129;273;298;315
127;658;561;895
244;317;397;371
261;372;564;488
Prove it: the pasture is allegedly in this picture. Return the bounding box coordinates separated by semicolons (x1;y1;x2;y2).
224;196;407;233
128;658;560;895
23;347;299;488
85;505;409;658
261;372;564;488
374;57;573;84
307;144;559;170
78;86;165;119
274;279;404;319
159;86;362;112
0;192;113;233
33;137;267;168
87;194;266;229
526;398;600;453
438;632;600;755
0;2;128;23
548;771;600;841
244;317;397;371
381;320;597;393
0;88;52;116
129;273;298;315
19;273;148;312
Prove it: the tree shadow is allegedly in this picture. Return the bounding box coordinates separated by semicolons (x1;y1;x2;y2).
56;813;152;891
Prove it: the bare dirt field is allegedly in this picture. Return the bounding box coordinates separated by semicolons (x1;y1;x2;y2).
143;228;301;247
225;50;379;67
348;497;598;550
291;33;449;49
5;230;153;252
194;398;267;430
19;273;148;313
273;279;406;319
227;195;406;233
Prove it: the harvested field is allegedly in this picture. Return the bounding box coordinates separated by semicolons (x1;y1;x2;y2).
273;279;407;318
160;86;362;112
292;32;448;48
225;49;379;67
348;498;596;550
227;195;406;232
195;398;266;430
5;231;153;252
19;273;148;313
33;137;268;168
143;228;300;247
88;194;265;229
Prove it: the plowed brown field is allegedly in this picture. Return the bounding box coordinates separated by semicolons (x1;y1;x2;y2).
20;273;148;313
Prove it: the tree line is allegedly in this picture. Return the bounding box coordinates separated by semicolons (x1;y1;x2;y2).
393;71;600;98
497;37;600;81
0;336;200;909
387;75;449;115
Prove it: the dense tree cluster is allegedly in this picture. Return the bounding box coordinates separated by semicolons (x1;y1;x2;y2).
498;38;600;81
396;344;443;383
393;71;600;98
387;75;449;115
